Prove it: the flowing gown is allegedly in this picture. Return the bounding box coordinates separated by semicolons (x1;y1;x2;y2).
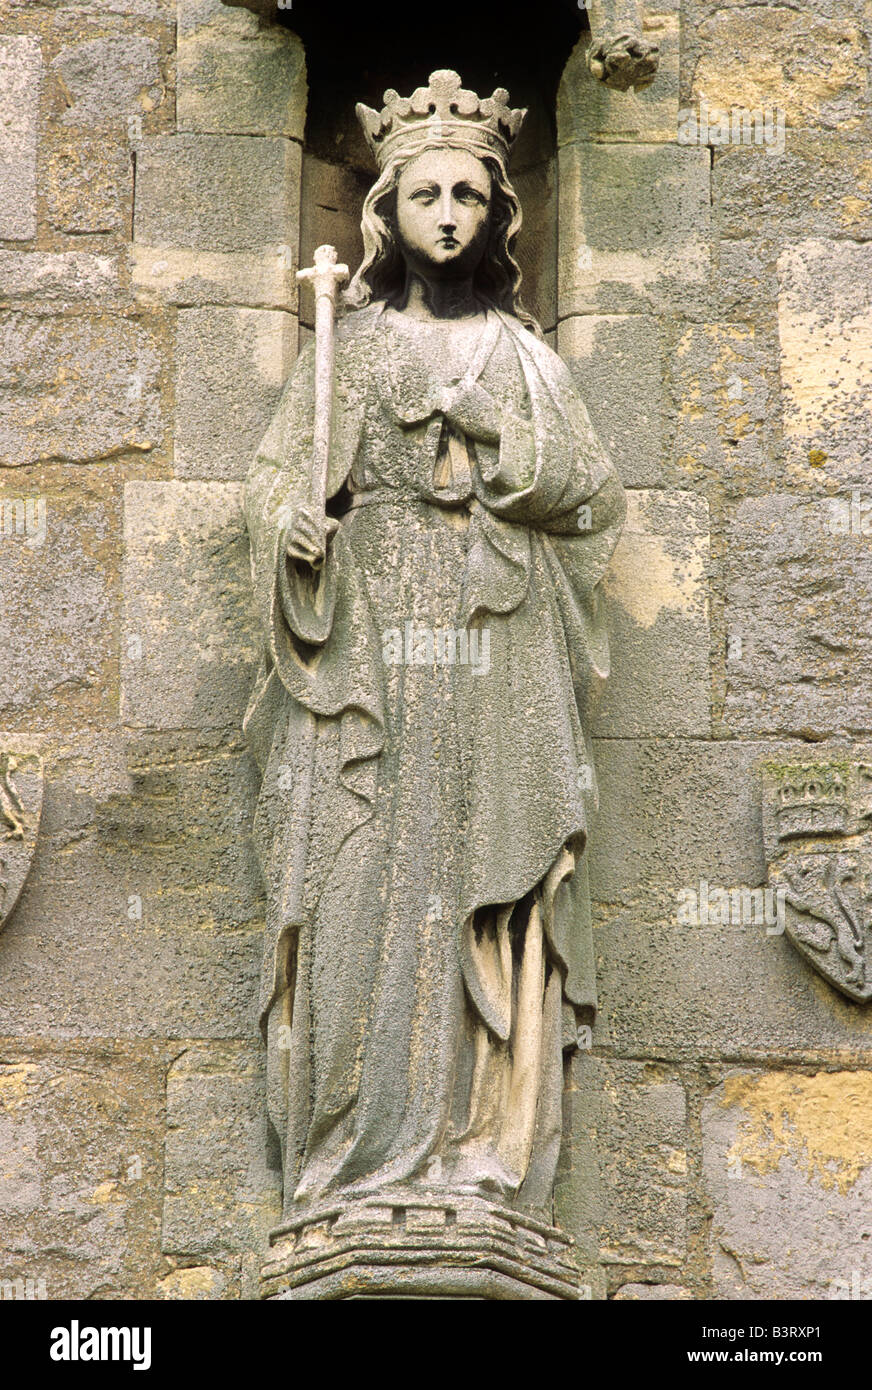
244;302;626;1218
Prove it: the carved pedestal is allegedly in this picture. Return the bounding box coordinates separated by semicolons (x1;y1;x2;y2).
261;1190;582;1300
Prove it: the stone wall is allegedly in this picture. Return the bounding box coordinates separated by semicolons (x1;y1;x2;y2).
1;0;870;1300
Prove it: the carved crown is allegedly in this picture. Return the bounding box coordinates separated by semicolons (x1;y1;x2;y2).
356;70;526;172
775;766;849;840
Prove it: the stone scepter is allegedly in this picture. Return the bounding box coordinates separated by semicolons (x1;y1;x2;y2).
291;243;348;567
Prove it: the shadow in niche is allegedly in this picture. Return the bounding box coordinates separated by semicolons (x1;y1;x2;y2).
278;0;590;336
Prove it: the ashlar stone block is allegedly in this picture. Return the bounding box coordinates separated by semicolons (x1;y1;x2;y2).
558;142;712;318
174;307;297;481
121;481;260;729
0;36;41;241
703;1070;872;1299
594;488;710;737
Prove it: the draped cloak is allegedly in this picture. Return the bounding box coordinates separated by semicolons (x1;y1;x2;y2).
244;302;626;1213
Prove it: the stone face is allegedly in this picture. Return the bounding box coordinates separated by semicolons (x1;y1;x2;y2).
558;142;712;317
0;313;164;467
702;1070;872;1299
0;36;41;241
723;495;872;738
594;489;710;737
776;239;872;483
121;481;261;729
558;1058;687;1270
49;36;164;128
162;1043;281;1257
0;1042;167;1299
0;472;119;729
559;313;663;487
558;3;680;146
692;7;868;132
174;308;297;480
0;731;264;1038
177;0;306;138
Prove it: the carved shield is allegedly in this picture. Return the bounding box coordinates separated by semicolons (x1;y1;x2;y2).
0;752;43;932
763;761;872;1003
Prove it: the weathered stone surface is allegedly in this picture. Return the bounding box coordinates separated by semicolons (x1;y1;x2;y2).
691;6;868;132
558;3;679;146
132;135;300;309
0;473;118;729
0;1041;167;1299
594;489;710;737
0;251;121;306
163;1043;281;1257
49;35;164;128
157;1263;235;1299
134;134;299;254
723;495;872;737
703;1070;872;1299
0;730;264;1038
297;156;368;329
666;321;777;496
558;142;712;317
614;1282;692;1299
131;244;295;311
0;0;171;13
594;911;872;1059
178;0;306;138
715;239;781;325
0;314;164;466
121;481;260;728
45;133;131;236
559;313;663;487
713;133;872;245
589;736;872;1057
558;1059;687;1270
588;737;765;913
512;158;557;334
0;36;40;241
777;239;872;483
174;308;297;480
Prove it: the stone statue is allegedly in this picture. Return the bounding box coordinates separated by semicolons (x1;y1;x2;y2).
244;70;626;1298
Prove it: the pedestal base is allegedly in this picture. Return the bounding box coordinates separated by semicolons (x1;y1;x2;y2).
261;1189;582;1300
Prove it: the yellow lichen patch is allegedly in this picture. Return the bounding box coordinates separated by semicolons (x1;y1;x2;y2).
692;10;866;128
0;1063;39;1112
91;1180;120;1204
158;1266;225;1300
721;1071;872;1195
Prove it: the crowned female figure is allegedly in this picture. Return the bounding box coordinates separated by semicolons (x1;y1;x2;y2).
244;71;626;1227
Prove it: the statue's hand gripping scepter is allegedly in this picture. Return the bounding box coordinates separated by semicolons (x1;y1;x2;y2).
285;244;349;570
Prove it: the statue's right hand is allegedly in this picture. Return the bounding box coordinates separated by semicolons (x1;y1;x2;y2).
282;504;338;570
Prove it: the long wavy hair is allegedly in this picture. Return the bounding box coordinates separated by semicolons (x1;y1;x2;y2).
345;146;541;335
